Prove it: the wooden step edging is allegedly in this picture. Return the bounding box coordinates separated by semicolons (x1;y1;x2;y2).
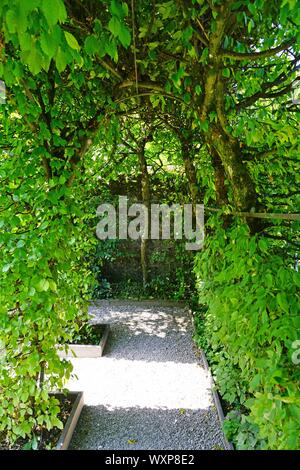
200;350;234;451
55;391;84;450
58;324;110;359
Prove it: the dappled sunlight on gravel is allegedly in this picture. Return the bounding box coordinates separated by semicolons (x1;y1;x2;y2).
67;357;213;410
69;300;225;450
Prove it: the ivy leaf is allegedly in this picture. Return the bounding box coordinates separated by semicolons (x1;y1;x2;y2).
22;442;33;450
171;66;185;87
200;119;209;132
25;47;43;75
108;16;131;48
127;439;138;445
118;24;131;48
55;47;68;72
52;417;64;429
19;0;40;15
2;264;12;273
110;0;127;19
293;272;300;287
276;292;289;313
41;0;67;26
222;68;230;78
40;31;58;57
19;32;32;52
108;16;121;37
36;279;50;292
182;26;194;44
64;31;80;51
248;3;257;15
248;19;254;33
258;238;268;252
265;273;273;288
6;10;17;34
84;36;99;55
84;35;106;57
49;280;57;292
105;39;118;61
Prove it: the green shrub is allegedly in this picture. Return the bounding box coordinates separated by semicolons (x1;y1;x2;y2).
194;220;300;449
0;175;95;446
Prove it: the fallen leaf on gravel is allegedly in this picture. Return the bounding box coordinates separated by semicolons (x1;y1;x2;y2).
127;439;138;445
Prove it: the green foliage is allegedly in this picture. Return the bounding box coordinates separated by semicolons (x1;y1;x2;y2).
0;0;299;450
223;411;264;450
194;220;300;450
67;324;104;346
0;166;95;442
0;0;102;443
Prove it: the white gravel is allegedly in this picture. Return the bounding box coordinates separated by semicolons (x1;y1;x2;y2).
68;300;226;450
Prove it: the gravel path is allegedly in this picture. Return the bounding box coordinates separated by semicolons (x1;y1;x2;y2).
68;300;226;450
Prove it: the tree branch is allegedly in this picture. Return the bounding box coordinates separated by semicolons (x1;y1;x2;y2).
262;232;300;249
221;38;295;61
200;11;228;121
99;58;123;81
215;74;233;139
270;190;300;198
237;80;296;110
206;207;300;220
118;80;165;93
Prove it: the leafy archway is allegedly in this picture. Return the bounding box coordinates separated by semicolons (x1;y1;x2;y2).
0;0;299;450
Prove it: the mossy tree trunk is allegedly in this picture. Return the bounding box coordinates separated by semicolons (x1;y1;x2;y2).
197;5;263;232
138;138;151;288
181;139;200;206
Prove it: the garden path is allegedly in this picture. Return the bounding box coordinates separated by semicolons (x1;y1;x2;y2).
68;300;226;450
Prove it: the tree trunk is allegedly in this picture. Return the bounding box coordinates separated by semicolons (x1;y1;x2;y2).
197;6;263;233
206;125;264;233
181;140;200;206
138;140;150;288
210;147;228;207
209;125;257;211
